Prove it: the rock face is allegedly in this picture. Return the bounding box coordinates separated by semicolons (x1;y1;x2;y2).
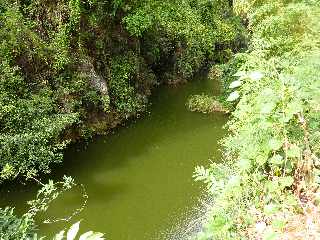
79;56;109;96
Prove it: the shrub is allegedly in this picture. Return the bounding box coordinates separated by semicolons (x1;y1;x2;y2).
194;1;320;239
187;94;229;114
0;177;104;240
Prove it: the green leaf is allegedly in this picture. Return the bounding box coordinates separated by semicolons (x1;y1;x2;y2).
286;194;298;206
287;145;301;158
237;159;251;171
266;181;279;193
284;100;303;122
272;219;286;230
264;204;279;216
287;100;303;115
227;175;241;188
249;71;264;81
268;139;283;151
269;154;283;165
79;231;93;240
256;155;268;166
79;232;104;240
226;91;240;102
233;71;246;77
261;102;276;114
261;88;274;98
53;230;65;240
211;215;227;230
279;176;294;189
263;230;279;240
67;222;80;240
229;80;242;89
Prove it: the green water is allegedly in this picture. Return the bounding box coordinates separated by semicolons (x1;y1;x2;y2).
0;75;227;239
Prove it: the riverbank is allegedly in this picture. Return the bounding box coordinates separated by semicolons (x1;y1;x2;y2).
0;76;227;239
194;1;320;239
0;1;242;183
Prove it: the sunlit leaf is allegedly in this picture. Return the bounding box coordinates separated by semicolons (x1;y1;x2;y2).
210;215;227;230
249;71;264;80
237;159;251;171
287;145;301;158
53;230;65;240
229;80;242;89
67;221;80;240
79;231;104;240
226;91;240;102
260;102;276;114
279;176;294;189
268;139;283;151
266;181;279;193
284;100;303;122
264;230;279;240
269;154;283;165
272;219;286;230
256;155;268;165
264;204;279;216
233;71;246;77
227;175;241;187
79;231;94;240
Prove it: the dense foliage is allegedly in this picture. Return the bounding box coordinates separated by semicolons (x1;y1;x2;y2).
0;177;104;239
0;0;244;237
6;0;319;238
0;207;37;240
0;0;241;179
194;0;320;239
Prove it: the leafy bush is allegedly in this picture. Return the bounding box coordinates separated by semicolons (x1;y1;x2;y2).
194;1;320;239
0;177;104;240
0;207;37;240
109;54;146;115
124;0;243;78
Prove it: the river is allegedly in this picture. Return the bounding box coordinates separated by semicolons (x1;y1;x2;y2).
0;74;227;239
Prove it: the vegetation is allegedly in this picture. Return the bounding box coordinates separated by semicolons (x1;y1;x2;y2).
2;0;319;238
194;0;320;239
0;0;240;180
187;94;228;114
0;177;104;239
53;221;104;240
0;0;241;237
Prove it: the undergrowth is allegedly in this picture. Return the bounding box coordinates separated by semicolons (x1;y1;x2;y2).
194;1;320;239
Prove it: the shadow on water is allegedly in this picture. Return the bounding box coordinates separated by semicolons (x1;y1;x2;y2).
0;74;227;240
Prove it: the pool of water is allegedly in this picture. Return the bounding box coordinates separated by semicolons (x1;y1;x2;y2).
0;75;227;240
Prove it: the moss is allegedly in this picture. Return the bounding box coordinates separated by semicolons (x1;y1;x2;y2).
187;94;229;114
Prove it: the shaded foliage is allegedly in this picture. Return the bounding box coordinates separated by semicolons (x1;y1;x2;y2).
0;0;241;179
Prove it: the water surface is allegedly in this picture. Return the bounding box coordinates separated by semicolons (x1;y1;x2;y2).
0;75;227;239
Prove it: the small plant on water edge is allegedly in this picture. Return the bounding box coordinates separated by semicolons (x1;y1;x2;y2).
53;221;104;240
0;176;104;240
187;95;229;114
